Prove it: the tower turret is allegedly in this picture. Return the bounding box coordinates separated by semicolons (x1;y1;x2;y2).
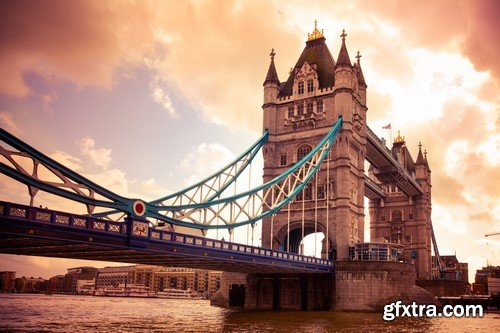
263;49;280;133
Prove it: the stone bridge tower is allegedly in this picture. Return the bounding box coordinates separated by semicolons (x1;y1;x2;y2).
261;23;368;260
369;136;433;279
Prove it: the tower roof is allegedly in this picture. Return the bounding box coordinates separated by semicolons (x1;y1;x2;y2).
335;29;352;68
279;22;335;97
263;48;280;85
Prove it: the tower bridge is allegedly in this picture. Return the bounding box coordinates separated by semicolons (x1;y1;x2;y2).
0;22;441;311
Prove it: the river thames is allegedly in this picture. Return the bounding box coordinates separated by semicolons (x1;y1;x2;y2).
0;294;497;332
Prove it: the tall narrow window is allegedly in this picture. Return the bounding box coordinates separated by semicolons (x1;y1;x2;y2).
307;102;313;114
280;154;287;166
297;144;312;161
307;79;314;93
298;81;304;95
317;100;323;113
288;106;294;118
297;104;304;117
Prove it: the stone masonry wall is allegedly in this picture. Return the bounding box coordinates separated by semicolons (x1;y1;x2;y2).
334;261;416;311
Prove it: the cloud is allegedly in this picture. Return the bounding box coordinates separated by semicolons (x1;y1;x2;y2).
41;91;57;113
149;77;177;117
362;0;500;82
0;0;155;96
78;137;112;170
0;112;23;136
177;142;235;187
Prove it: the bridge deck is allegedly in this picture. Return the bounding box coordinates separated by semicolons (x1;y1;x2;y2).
365;126;423;196
0;201;333;273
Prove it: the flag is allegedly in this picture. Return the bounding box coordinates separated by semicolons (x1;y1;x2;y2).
382;123;391;129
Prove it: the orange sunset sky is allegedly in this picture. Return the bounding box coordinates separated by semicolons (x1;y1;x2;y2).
0;0;498;281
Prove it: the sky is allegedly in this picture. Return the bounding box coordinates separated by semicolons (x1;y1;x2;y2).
0;0;498;281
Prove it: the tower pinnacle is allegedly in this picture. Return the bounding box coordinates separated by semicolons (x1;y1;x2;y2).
307;19;324;41
263;48;280;85
335;29;352;68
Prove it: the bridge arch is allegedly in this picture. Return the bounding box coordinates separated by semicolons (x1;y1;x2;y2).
275;220;333;259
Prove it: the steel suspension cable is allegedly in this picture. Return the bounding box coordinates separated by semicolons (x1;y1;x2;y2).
326;151;330;259
314;171;318;257
287;178;291;253
301;185;305;255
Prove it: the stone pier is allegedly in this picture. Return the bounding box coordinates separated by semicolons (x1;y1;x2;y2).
211;261;438;312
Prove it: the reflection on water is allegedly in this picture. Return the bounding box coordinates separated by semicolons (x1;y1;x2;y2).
0;294;496;332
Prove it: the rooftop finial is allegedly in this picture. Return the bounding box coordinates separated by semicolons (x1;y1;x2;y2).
356;51;361;65
424;149;428;159
340;29;347;42
270;48;276;60
307;19;324;41
394;130;405;144
418;142;422;150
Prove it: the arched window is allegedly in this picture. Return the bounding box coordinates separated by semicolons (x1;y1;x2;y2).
297;145;312;161
298;81;304;94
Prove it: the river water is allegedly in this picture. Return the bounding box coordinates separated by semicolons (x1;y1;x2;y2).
0;294;497;332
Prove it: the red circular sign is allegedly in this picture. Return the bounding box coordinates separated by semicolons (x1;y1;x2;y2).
133;200;145;216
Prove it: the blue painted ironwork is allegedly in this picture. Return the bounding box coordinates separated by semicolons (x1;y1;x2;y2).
0;117;342;230
0;128;135;215
146;117;343;230
93;130;268;219
0;201;334;273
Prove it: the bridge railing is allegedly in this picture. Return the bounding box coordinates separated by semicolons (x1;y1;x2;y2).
0;201;333;268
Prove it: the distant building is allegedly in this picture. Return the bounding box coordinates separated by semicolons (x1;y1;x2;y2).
95;265;136;288
64;266;98;293
433;255;468;283
135;265;163;289
474;265;500;295
14;276;47;293
48;275;65;293
0;271;15;292
76;279;95;294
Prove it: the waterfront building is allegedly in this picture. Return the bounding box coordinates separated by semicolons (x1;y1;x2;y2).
95;265;136;289
14;276;47;293
76;279;96;294
48;275;65;293
134;265;163;289
65;266;98;293
434;255;468;283
474;265;500;295
0;271;15;292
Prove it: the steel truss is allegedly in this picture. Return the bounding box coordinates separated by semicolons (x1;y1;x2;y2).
0;117;342;230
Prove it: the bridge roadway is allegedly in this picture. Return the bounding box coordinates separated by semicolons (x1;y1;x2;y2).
365;126;423;197
0;201;333;274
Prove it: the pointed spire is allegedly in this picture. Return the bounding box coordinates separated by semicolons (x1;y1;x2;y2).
263;48;280;85
355;51;367;87
416;142;426;165
336;29;352;68
424;149;431;171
